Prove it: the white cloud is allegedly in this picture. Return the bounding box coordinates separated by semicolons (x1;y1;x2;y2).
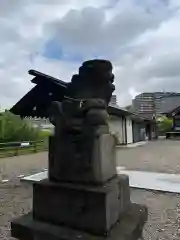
0;0;180;109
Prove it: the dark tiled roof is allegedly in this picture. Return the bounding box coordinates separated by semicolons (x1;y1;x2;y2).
160;96;180;114
10;70;68;118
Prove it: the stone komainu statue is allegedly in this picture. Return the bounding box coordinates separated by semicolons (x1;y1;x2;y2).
48;59;116;184
11;59;147;240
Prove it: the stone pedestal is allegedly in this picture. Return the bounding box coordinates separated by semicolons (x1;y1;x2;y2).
11;174;148;240
32;176;130;235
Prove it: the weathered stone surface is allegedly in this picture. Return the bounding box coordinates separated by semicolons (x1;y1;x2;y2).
118;174;131;215
48;134;116;184
92;134;116;183
67;60;115;104
11;203;148;240
47;60;115;183
33;176;127;235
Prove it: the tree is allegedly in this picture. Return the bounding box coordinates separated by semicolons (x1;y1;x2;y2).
157;116;173;134
0;111;41;142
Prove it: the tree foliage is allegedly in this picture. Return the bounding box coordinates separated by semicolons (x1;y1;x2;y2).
157;116;173;134
0;111;41;143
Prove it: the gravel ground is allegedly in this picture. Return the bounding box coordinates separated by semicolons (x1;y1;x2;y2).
0;152;48;181
117;140;180;174
0;182;32;240
0;140;180;239
131;189;180;240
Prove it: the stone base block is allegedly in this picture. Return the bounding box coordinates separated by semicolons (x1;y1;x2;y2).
32;175;130;235
11;203;148;240
49;134;117;184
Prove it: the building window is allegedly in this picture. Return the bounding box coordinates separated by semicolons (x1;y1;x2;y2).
139;103;153;112
175;119;180;127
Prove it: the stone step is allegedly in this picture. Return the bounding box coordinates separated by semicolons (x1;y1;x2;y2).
11;203;148;240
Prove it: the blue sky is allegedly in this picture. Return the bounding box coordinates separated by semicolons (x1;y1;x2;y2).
43;38;85;62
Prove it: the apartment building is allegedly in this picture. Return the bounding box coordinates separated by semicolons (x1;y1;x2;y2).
132;92;180;118
110;95;117;105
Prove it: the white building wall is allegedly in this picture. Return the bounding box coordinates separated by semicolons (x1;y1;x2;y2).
108;116;126;144
126;116;133;144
